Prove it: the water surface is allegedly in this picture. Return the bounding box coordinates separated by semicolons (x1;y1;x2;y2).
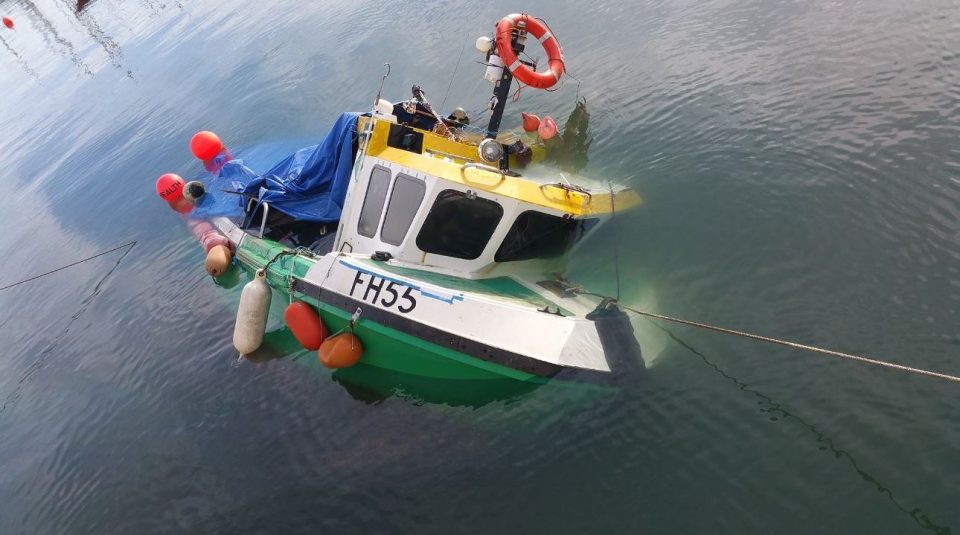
0;0;958;533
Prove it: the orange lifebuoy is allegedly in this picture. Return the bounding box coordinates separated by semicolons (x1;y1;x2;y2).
495;13;564;90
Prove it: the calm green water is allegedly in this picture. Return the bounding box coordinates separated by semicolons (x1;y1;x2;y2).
1;0;958;533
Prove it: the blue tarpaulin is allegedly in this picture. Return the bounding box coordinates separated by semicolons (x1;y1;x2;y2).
188;112;360;222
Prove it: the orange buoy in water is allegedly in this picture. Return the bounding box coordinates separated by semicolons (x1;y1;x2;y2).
2;17;13;29
156;173;185;202
190;131;222;161
204;244;232;276
538;115;558;140
521;112;540;132
284;301;328;350
318;332;363;369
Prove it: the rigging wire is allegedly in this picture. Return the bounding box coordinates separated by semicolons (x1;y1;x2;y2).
439;40;467;113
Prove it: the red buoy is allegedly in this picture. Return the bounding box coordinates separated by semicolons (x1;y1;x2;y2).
203;147;232;174
2;17;14;29
190;131;223;161
285;302;328;351
538;116;558;140
156;173;185;201
318;332;363;368
521;112;540;132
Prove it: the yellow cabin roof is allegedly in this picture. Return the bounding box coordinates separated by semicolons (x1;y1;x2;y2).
358;116;641;217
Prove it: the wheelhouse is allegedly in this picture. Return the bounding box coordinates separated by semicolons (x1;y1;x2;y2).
333;116;639;279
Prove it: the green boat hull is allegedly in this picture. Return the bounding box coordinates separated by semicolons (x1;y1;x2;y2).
236;236;550;384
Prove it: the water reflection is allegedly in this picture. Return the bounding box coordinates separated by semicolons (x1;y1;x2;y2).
0;34;39;79
21;0;92;74
4;0;185;77
64;0;124;69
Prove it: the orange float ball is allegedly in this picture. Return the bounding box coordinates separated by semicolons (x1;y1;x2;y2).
190;131;223;161
204;245;232;276
285;302;328;351
2;17;13;29
521;112;540;132
318;332;363;369
538;116;558;140
156;173;185;201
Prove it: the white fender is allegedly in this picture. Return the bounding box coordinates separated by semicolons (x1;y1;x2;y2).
233;269;272;355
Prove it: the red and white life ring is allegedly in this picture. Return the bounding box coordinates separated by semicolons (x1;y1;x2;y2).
495;13;564;90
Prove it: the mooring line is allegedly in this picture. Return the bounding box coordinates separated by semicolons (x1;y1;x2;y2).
649;320;950;534
0;240;137;292
0;239;137;413
616;303;960;384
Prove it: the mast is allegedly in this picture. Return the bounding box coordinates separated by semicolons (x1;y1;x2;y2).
485;69;514;140
485;20;528;171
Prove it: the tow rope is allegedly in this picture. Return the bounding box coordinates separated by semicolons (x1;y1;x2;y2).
614;301;960;384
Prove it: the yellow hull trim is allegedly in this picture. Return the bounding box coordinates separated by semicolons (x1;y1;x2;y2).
361;117;642;216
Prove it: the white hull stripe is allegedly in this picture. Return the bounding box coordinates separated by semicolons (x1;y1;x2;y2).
340;260;464;305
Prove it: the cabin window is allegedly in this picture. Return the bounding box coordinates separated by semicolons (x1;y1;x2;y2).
416;190;504;259
380;173;426;245
494;211;599;262
357;165;391;238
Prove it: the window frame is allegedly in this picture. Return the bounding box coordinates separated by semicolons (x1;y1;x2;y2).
415;189;505;260
380;173;427;246
494;210;599;263
356;164;392;239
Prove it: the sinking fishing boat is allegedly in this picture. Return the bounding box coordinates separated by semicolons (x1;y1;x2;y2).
158;13;644;385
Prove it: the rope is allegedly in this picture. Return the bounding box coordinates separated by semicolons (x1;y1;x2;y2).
616;303;960;384
1;239;137;413
0;240;137;292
